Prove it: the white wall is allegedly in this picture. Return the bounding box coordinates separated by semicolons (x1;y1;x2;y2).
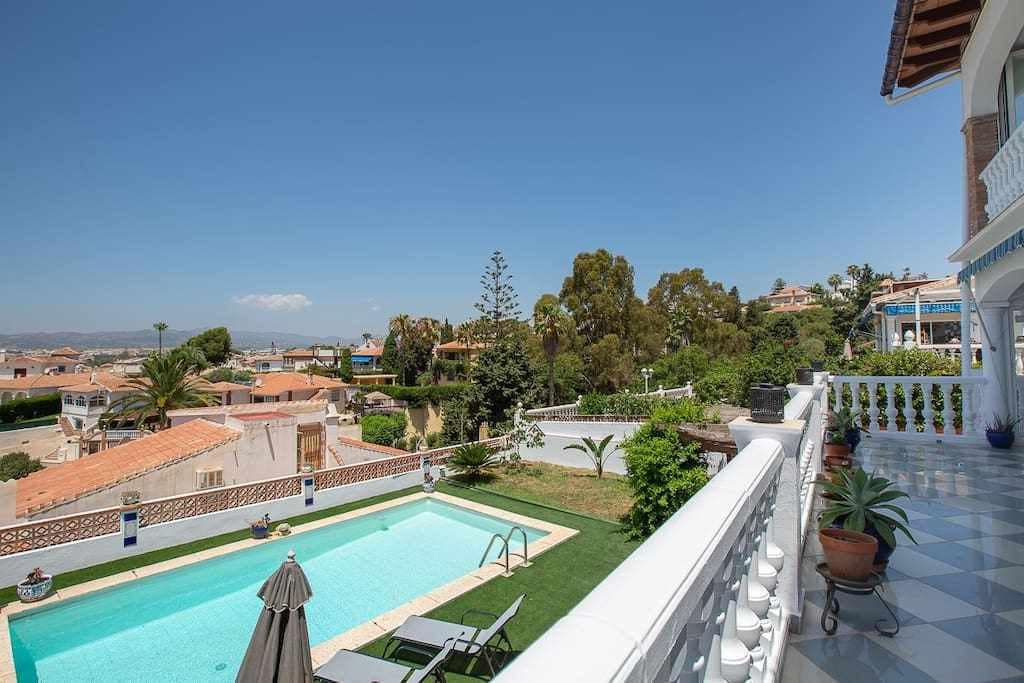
0;468;428;587
520;421;641;475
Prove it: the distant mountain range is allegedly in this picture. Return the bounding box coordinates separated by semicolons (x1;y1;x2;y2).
0;329;356;351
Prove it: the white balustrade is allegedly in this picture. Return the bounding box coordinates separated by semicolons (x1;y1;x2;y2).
830;375;986;438
981;122;1024;219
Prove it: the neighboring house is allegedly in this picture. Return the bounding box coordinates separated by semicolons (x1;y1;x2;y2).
0;373;92;405
0;355;84;379
878;1;1024;422
350;344;383;373
110;357;146;377
251;372;347;409
434;341;486;383
59;372;142;431
200;381;252;407
243;354;285;373
869;276;987;356
763;286;818;312
48;346;82;359
282;346;343;371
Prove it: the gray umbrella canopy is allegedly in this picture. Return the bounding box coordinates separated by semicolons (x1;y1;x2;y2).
236;550;314;683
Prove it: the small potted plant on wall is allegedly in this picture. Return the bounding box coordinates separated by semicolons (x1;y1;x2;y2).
17;568;53;603
823;430;852;470
986;414;1020;449
817;467;916;574
250;514;271;539
830;407;868;453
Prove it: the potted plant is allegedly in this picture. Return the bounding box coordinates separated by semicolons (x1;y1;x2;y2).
830;408;868;452
250;514;271;539
816;468;916;571
986;414;1020;449
823;430;852;467
17;568;53;603
120;490;142;506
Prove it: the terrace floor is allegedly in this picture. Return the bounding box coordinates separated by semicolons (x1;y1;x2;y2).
785;438;1024;682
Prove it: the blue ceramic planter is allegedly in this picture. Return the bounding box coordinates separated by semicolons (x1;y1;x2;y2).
845;428;861;453
987;430;1015;449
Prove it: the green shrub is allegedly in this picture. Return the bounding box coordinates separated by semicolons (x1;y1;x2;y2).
621;423;708;539
0;393;61;424
376;384;470;408
360;413;407;447
733;343;797;406
0;452;43;481
695;366;740;404
578;393;609;415
426;431;443;448
650;398;715;426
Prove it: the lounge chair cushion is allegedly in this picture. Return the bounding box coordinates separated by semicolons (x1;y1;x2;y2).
314;650;410;683
393;615;484;654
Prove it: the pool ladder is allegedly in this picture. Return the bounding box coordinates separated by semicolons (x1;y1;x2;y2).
478;526;532;577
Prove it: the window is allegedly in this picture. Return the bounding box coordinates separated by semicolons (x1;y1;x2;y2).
999;51;1024;144
88;395;106;408
63;394;74;405
330;390;340;402
196;468;224;490
74;395;86;407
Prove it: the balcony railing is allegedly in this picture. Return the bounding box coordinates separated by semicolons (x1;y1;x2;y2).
981;123;1024;220
523;385;695;422
499;378;826;682
829;375;985;437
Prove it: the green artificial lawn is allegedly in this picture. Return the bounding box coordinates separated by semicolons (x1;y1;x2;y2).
0;416;58;432
357;480;639;680
2;476;638;680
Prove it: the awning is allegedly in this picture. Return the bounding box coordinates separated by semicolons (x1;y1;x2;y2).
957;227;1024;284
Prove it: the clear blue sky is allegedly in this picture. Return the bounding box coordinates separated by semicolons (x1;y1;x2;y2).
1;2;963;337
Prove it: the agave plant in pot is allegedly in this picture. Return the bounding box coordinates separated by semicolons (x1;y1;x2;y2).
829;407;869;453
816;468;916;577
986;414;1020;450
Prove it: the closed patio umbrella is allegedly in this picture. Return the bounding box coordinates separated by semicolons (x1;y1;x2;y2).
237;550;314;683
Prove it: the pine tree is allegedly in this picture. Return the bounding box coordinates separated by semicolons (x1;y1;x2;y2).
474;250;520;342
381;332;400;376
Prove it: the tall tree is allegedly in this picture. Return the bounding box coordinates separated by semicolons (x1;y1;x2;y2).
439;318;455;344
474;250;521;342
647;268;729;350
361;332;373;345
109;354;214;429
533;295;570;406
560;249;638;347
827;274;842;294
771;278;786;293
153;321;168;355
185;327;232;365
381;332;400;375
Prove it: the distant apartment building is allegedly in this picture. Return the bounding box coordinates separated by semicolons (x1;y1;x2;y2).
244;353;285;373
281;346;344;371
0;354;85;379
251;372;347;409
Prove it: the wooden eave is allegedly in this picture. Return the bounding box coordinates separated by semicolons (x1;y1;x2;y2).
881;0;982;96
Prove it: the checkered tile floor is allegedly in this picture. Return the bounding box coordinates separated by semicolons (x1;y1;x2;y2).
784;439;1024;683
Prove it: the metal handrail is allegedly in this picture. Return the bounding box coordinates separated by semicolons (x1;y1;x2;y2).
479;533;511;575
505;526;531;568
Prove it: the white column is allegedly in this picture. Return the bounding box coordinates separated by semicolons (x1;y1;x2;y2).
961;278;974;375
980;302;1014;422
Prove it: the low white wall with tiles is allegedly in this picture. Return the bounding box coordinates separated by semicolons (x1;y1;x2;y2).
0;469;427;587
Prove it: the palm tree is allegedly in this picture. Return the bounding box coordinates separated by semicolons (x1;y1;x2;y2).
153;321;168;355
361;332;373;345
448;443;499;481
562;434;618;479
827;274;842;294
108;354;214;430
534;301;569;406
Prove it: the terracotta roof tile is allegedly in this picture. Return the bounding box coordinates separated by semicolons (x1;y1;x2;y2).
337;436;408;457
0;373;93;392
251;372;345;397
166;399;327;418
16;419;240;516
435;341;486;351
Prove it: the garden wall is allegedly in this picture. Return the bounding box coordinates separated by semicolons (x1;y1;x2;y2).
521;420;641;475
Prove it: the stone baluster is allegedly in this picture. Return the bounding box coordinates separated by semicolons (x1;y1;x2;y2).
850;380;861;419
941;383;954;436
735;575;762;649
901;380;915;433
720;600;751;683
921;381;935;434
747;547;770;618
832;378;843;413
865;380;879;433
962;382;977;435
702;634;728;683
884;380;897;432
764;512;784;572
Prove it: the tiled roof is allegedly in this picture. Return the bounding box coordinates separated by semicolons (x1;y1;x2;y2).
201;381;251;392
0;373;94;392
351;346;383;357
282;349;314;358
233;411;293;421
49;347;80;356
58;372;142;394
766;303;820;313
870;275;957;305
766;286;811;298
251;372;345;397
245;354;283;362
16;419;240;516
338;436;408;457
167;399;328;418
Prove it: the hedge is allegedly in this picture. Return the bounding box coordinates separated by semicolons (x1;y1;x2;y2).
0;393;61;424
361;413;407;447
375;384;470;408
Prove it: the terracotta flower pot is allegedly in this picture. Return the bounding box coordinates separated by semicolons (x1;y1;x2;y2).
819;528;878;581
823;454;852;470
824;442;850;458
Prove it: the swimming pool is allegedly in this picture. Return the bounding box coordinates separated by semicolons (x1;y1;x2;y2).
9;496;551;682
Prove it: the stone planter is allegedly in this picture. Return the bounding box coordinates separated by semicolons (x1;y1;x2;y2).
17;575;53;603
819;528;877;581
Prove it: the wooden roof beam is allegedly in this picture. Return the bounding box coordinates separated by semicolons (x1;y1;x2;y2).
902;44;962;66
899;58;960;88
915;0;980;25
907;21;971;48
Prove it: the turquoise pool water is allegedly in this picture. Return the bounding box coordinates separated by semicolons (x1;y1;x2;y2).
10;498;547;682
